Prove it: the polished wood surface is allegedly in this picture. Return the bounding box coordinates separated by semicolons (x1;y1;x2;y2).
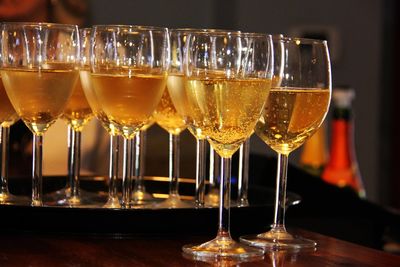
0;229;398;266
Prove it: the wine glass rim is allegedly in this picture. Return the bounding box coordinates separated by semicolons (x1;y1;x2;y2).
1;22;78;29
280;36;328;44
92;24;168;32
171;28;239;33
186;30;271;38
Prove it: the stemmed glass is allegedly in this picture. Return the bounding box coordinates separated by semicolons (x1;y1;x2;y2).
182;31;273;258
153;29;194;209
79;28;122;208
90;25;169;208
0;75;25;205
240;37;332;249
56;29;95;206
154;84;190;208
0;22;80;206
167;28;228;208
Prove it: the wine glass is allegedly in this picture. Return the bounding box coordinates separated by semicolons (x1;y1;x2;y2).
153;30;191;208
167;28;232;208
0;22;80;206
240;37;332;249
53;28;96;207
90;25;169;208
0;74;27;205
182;31;274;259
79;27;122;208
153;91;191;208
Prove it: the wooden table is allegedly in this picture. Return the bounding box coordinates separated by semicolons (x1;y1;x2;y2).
0;229;399;266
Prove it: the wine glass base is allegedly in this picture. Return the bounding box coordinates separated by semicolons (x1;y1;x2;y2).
154;194;193;209
240;230;317;250
130;190;154;206
54;190;105;207
204;188;219;207
0;193;30;205
182;235;264;259
103;197;121;208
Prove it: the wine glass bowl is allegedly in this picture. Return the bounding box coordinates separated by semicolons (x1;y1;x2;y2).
240;37;332;249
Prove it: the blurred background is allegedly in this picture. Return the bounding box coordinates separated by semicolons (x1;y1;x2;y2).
1;0;399;212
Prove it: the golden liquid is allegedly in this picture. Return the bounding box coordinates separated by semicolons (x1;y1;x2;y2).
185;77;272;158
0;76;18;127
1;68;78;135
140;116;155;131
166;74;203;139
62;78;93;132
80;70;120;136
154;77;186;135
255;88;331;155
91;72;167;139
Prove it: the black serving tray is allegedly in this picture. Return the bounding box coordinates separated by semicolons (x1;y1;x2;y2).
0;176;301;237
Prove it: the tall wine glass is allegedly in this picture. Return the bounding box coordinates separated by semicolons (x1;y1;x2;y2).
79;28;122;208
240;37;332;249
167;28;231;208
90;25;169;208
154;87;190;208
0;74;25;205
57;29;95;206
0;22;80;206
182;31;273;259
153;29;193;208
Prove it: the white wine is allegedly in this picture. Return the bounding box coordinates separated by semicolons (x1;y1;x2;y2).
0;76;18;127
167;74;204;139
1;68;78;135
154;77;186;135
255;87;330;155
62;77;93;131
80;70;120;136
185;77;272;157
91;72;167;139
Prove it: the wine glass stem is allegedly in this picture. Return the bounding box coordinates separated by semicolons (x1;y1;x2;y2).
32;134;43;206
133;130;146;193
195;138;206;207
122;137;134;207
0;126;10;195
238;139;250;206
209;146;220;188
218;156;232;237
169;133;180;196
108;134;120;201
272;153;289;230
68;126;81;200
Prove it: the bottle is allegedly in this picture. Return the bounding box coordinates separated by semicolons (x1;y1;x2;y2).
299;122;328;176
321;87;366;198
